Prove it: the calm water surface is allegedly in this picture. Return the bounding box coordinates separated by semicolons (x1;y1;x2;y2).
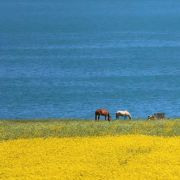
0;0;180;119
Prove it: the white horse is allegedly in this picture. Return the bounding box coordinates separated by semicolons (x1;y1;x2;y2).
116;110;132;120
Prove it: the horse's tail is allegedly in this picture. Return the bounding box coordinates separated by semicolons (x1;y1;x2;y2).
95;112;97;120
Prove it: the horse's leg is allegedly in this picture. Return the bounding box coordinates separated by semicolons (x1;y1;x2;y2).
108;114;111;121
98;115;100;121
105;115;106;120
116;114;118;120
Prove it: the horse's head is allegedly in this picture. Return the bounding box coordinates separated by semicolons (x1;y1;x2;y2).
108;115;112;121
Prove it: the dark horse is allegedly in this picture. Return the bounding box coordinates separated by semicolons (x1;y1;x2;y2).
95;109;111;121
148;112;166;120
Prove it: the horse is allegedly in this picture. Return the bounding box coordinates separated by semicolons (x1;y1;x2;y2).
147;112;165;120
147;115;155;120
95;109;111;121
116;110;132;120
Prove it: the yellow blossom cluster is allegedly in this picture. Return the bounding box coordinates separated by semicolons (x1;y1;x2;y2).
0;135;179;180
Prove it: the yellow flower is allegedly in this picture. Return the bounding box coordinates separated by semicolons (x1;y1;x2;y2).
0;135;179;180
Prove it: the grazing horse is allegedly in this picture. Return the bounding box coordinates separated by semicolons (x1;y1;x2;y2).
148;112;165;120
95;109;111;121
116;110;132;120
147;115;155;120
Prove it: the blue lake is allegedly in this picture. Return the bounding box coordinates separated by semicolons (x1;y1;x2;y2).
0;0;180;119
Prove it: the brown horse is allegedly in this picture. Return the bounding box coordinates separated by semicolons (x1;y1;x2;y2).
95;109;111;121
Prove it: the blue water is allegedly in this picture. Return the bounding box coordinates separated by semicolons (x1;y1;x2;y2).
0;0;180;119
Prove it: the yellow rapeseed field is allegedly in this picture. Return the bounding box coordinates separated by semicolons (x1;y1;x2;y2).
0;135;180;180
